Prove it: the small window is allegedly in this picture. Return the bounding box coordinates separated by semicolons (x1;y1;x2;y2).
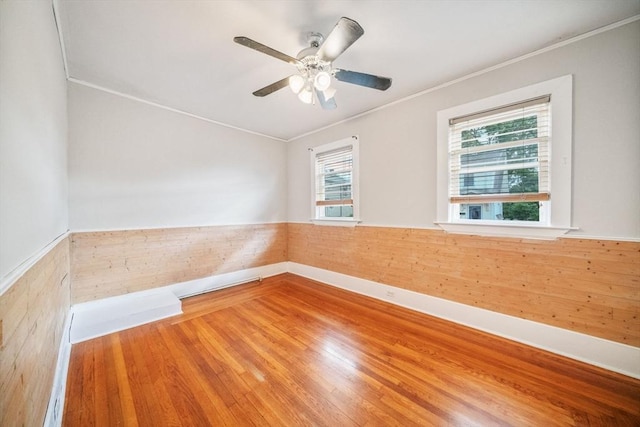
436;75;574;239
310;136;359;223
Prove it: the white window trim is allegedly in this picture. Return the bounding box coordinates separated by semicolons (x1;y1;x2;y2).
436;75;576;239
310;135;360;225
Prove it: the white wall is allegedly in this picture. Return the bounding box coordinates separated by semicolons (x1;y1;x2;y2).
68;83;287;230
0;2;69;282
287;20;640;240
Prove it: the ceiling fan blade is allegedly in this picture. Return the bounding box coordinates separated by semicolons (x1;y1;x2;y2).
317;17;364;62
334;69;392;91
315;89;337;110
252;76;291;97
234;36;301;66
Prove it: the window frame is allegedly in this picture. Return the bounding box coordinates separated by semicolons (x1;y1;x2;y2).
436;75;574;239
310;136;360;226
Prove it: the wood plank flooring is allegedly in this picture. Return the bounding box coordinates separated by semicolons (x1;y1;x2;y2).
63;273;640;426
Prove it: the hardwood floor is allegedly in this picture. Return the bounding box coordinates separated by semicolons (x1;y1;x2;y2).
63;273;640;426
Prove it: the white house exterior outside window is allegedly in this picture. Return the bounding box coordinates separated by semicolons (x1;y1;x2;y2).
436;75;574;239
310;136;360;224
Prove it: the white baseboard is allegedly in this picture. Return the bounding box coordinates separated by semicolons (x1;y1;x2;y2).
69;262;289;344
70;291;183;344
287;262;640;379
43;311;72;427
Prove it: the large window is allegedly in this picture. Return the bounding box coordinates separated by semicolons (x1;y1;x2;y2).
449;96;550;224
436;76;573;239
310;136;359;223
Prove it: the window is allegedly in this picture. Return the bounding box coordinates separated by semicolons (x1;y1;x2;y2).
449;95;551;224
436;75;574;239
310;136;359;223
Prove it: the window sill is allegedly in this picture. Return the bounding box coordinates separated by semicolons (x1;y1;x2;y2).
310;218;361;227
434;221;577;240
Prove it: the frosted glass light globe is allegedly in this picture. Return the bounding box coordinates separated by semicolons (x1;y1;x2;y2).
314;71;331;91
289;75;305;94
298;88;313;104
322;87;337;100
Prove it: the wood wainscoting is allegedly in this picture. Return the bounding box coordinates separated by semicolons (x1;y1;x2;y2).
288;223;640;347
63;274;640;426
0;237;70;426
70;223;288;303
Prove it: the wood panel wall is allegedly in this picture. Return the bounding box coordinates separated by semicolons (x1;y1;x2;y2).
288;223;640;347
71;223;288;303
0;237;70;426
3;222;634;425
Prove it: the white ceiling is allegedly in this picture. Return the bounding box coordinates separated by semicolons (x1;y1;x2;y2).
57;1;639;141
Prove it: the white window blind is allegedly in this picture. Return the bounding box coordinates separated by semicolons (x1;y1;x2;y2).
449;95;551;205
315;146;353;208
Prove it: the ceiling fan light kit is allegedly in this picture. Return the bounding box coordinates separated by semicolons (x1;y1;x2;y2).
298;88;314;104
234;17;392;110
314;71;332;91
289;75;305;94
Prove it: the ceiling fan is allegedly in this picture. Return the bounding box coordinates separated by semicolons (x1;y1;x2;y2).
234;17;392;109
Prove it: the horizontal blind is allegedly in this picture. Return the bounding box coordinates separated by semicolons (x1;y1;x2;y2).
449;97;550;203
315;145;353;207
450;95;550;125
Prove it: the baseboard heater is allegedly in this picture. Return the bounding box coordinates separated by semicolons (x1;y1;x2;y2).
177;276;262;300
